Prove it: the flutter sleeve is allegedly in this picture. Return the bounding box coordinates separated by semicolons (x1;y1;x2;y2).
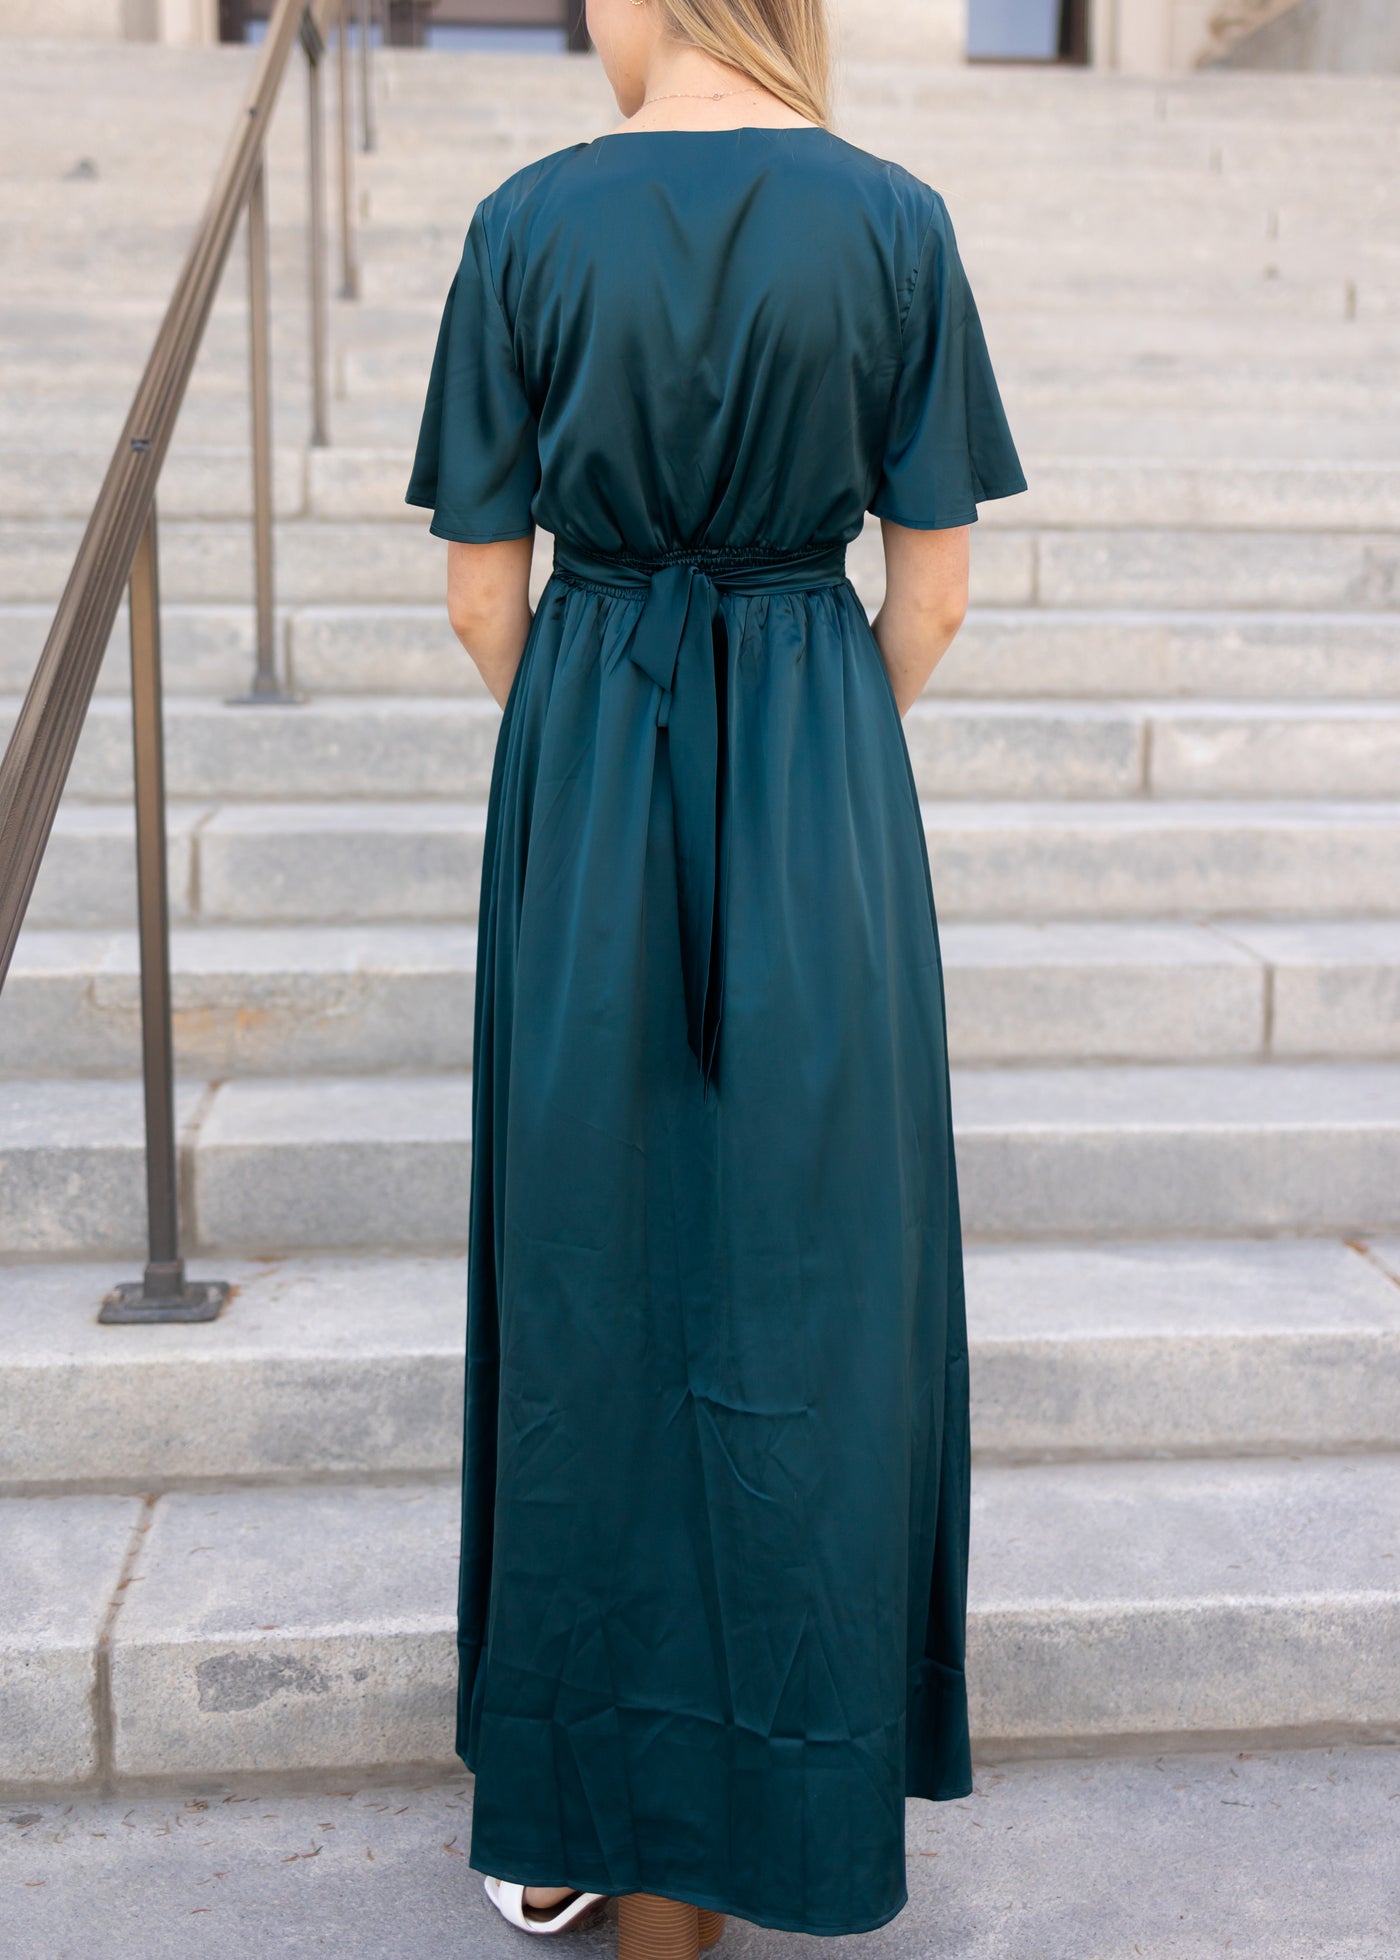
868;190;1028;529
404;203;540;541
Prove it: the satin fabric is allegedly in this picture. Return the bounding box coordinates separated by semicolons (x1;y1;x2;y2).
406;125;1027;1937
551;537;850;1096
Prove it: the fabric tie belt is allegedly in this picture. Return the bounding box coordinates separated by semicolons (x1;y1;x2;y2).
552;538;849;1099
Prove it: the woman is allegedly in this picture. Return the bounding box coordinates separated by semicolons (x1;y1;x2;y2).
405;0;1027;1951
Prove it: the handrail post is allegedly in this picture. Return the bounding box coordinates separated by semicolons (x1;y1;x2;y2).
0;0;370;1323
100;502;229;1325
337;1;360;300
229;154;300;705
359;0;376;153
306;24;330;448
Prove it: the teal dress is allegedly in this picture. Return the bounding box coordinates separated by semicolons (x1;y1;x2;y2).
405;125;1027;1939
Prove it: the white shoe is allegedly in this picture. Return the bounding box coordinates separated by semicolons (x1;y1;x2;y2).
483;1874;608;1935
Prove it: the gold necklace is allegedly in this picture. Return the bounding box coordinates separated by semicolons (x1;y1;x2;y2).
640;85;763;107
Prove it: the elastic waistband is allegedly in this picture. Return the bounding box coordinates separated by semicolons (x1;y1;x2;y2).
552;538;847;595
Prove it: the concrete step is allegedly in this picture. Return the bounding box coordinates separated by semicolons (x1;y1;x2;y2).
11;384;1398;463
7;323;1391;407
403;176;1400;230
352;247;1397;320
4;917;1398;1077
1026;527;1400;610
1009;408;1400;463
0;515;917;611
947;917;1400;1063
1130;701;1400;798
3;1238;1397;1493
350;149;1400;222
49;239;1339;320
17;449;1400;532
915;799;1400;920
0;1062;1396;1255
5;1745;1396;1959
0;312;324;403
55;697;506;804
6;516;1399;611
8;1451;1398;1787
1;924;478;1076
6;51;1398;167
376;57;1400;126
922;608;1400;703
360;68;1400;128
13;101;1400;197
0;441;308;524
355;347;1400;415
968;460;1400;534
953;1060;1400;1237
18;124;1392;200
0;1074;473;1257
24;798;1400;929
12;177;1394;274
6;602;1400;705
370;51;1400;115
358;179;1400;245
24;801;482;929
285;604;1400;706
0;390;339;460
9;294;1398;372
17;43;1388;161
967;1452;1400;1757
30;693;1400;804
8;303;1388;395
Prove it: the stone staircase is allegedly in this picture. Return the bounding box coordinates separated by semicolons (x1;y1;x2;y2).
2;43;1398;1800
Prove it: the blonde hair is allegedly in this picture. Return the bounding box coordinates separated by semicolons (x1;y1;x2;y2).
657;0;832;129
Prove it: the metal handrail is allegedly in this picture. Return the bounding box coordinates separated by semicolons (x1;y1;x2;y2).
0;0;369;1321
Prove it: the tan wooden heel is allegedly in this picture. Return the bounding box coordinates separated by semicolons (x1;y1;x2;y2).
697;1906;726;1948
616;1892;700;1960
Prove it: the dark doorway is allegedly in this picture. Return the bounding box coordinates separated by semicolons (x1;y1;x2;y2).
1060;0;1090;63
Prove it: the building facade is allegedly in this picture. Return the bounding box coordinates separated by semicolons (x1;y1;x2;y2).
0;0;1390;74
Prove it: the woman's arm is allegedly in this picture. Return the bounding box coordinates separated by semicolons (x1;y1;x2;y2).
870;518;970;717
446;535;536;707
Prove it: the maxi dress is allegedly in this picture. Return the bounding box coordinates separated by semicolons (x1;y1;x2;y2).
405;124;1027;1939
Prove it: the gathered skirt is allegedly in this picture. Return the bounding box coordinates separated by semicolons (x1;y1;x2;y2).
457;564;972;1938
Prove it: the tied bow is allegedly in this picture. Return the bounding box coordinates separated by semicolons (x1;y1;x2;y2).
622;560;731;1098
551;541;849;1101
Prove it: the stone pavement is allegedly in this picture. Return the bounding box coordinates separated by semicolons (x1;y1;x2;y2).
6;1745;1397;1958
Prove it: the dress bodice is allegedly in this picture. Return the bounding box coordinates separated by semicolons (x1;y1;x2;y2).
406;125;1026;555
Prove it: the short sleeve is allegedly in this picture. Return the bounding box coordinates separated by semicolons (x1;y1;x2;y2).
404;204;540;541
868;192;1027;529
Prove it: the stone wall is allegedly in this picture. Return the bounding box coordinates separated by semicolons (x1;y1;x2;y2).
1207;0;1400;70
0;0;963;58
1198;0;1303;60
0;0;216;39
1089;0;1220;70
7;0;1384;71
828;0;965;66
0;0;953;57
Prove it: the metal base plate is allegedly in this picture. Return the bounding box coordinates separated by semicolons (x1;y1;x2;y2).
99;1278;231;1324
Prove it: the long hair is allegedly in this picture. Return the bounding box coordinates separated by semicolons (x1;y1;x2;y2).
657;0;832;128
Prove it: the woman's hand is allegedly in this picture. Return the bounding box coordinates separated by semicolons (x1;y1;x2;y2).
870;518;970;717
446;534;537;706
